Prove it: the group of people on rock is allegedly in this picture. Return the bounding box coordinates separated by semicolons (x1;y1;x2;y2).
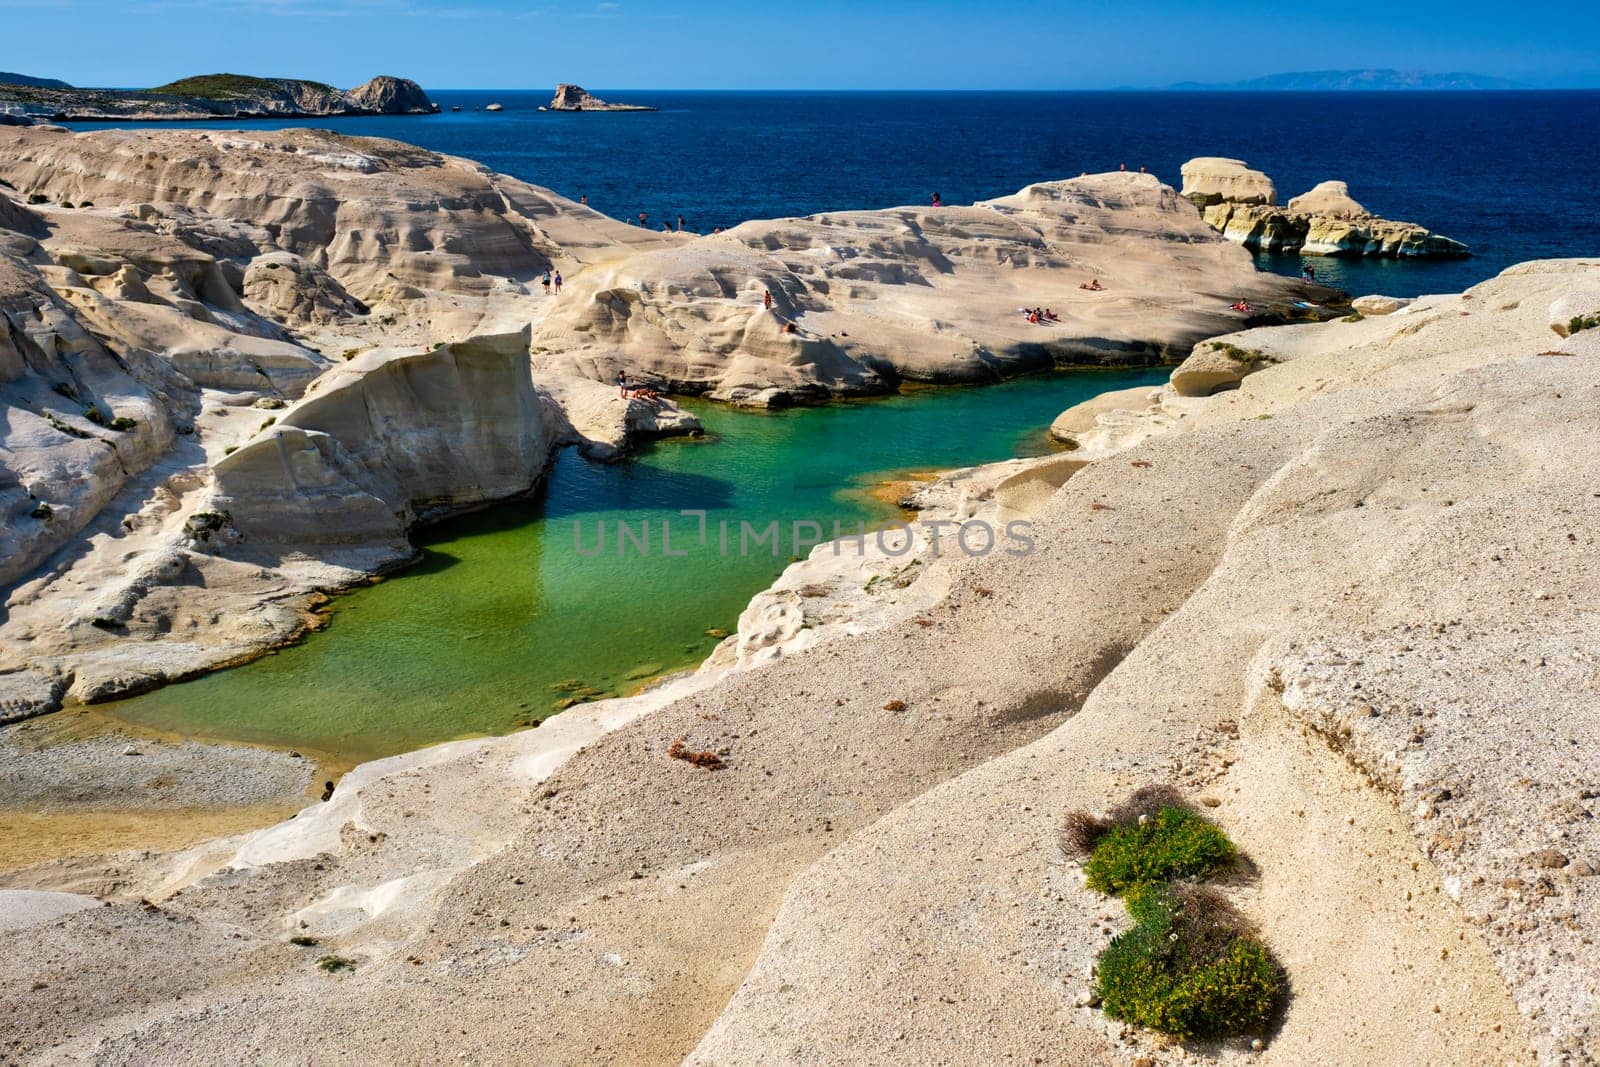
633;211;690;233
1022;306;1062;325
541;269;563;295
1230;298;1254;313
616;370;662;401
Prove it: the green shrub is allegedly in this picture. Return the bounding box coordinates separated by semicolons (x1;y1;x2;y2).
1095;884;1281;1039
59;200;74;209
30;502;53;520
27;192;46;205
289;935;320;947
317;954;354;972
1083;805;1236;895
45;413;92;439
82;404;108;427
1341;311;1365;323
1569;313;1600;335
1206;341;1264;365
1071;793;1284;1041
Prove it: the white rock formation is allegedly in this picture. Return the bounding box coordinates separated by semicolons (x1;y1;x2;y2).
1287;178;1366;217
8;261;1597;1065
211;328;562;549
530;172;1321;405
1180;156;1277;206
1351;293;1411;316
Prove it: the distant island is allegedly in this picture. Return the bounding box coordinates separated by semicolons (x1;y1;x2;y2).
0;71;72;90
545;84;655;112
1164;69;1523;91
0;72;438;122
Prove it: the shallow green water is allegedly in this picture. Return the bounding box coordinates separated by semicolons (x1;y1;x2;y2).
106;370;1164;762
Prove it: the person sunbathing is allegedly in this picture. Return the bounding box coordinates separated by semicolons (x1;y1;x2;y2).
1079;278;1104;291
1044;308;1060;321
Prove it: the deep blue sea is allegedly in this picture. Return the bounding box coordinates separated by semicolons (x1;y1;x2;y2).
68;90;1600;299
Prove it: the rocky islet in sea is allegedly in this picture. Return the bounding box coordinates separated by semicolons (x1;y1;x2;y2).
1181;155;1471;257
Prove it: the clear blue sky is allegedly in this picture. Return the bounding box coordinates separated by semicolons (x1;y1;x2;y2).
5;0;1598;90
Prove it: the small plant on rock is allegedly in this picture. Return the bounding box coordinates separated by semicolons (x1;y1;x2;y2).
317;954;355;972
1083;805;1236;895
1206;341;1265;365
1095;883;1281;1039
1569;312;1600;335
1065;787;1284;1043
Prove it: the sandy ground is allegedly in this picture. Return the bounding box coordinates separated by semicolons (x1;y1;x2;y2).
0;709;317;881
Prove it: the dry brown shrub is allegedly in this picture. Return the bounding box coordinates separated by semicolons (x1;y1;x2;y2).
667;739;726;770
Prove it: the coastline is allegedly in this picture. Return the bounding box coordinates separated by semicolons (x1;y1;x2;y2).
0;366;1122;873
5;109;1598;1061
3;255;1597;1061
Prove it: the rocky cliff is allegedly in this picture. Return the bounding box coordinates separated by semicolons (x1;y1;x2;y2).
342;75;437;115
0;126;690;713
547;83;656;111
212;328;563;550
0;72;439;121
1181;156;1469;257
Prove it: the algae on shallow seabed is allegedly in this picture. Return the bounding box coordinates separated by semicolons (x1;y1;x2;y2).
101;368;1168;764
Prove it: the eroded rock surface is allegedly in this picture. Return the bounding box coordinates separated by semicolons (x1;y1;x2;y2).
4;262;1595;1065
530;172;1329;405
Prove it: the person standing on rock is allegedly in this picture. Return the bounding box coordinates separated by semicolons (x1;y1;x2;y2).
931;192;942;208
618;369;629;398
554;270;563;294
638;211;647;228
763;289;773;311
580;194;588;206
541;270;552;294
677;214;685;232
